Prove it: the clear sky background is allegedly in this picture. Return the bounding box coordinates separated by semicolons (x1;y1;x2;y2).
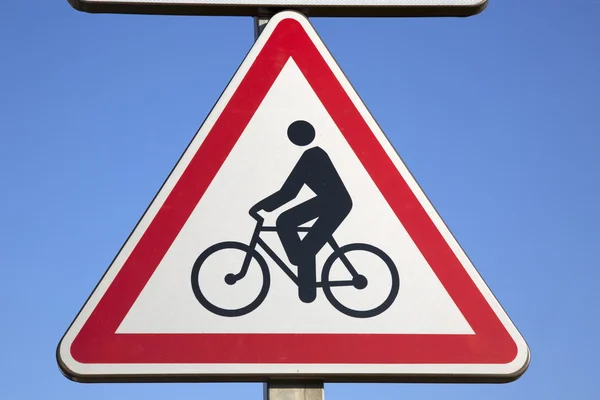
1;0;599;399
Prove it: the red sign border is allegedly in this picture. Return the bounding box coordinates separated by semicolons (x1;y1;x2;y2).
58;12;525;383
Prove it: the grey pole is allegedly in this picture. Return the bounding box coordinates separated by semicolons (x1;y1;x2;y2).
253;14;270;40
263;381;324;400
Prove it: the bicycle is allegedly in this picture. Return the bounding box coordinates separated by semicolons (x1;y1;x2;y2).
191;211;400;319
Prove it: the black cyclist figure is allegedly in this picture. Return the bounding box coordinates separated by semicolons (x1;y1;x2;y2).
250;120;353;303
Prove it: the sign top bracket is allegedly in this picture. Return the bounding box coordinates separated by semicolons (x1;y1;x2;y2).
68;0;488;18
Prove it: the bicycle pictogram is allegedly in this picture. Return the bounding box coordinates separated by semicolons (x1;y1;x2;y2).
191;120;400;318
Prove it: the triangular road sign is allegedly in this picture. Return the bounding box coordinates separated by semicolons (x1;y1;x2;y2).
57;11;529;383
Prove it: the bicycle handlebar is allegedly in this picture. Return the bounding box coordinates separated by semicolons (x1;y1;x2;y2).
249;206;264;222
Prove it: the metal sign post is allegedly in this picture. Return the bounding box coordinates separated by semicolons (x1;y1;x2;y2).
254;15;270;40
264;381;324;400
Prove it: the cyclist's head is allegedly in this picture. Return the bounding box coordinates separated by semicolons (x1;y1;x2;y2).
288;120;315;146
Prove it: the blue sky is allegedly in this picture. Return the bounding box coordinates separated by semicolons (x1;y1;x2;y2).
1;0;599;399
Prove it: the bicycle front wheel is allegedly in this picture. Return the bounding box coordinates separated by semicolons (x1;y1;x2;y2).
191;241;270;317
322;243;399;318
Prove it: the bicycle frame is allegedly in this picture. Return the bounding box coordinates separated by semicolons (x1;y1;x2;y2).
234;219;361;288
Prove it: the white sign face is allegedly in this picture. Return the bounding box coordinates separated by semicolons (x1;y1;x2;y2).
68;0;488;17
57;11;528;384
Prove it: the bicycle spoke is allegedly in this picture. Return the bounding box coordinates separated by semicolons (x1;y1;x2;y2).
336;252;360;277
328;238;360;278
317;279;354;288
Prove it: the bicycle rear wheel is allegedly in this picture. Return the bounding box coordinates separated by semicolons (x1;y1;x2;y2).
191;241;270;317
321;243;399;318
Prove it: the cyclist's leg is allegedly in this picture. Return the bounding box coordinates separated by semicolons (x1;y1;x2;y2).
276;197;321;265
276;198;321;303
301;203;351;258
293;208;349;303
297;257;317;303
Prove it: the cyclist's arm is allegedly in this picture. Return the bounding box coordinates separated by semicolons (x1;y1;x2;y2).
254;154;308;211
